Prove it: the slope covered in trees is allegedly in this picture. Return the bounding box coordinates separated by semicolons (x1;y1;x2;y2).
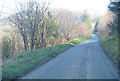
1;0;92;62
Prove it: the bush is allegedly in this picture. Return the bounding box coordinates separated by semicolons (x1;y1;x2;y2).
87;34;93;39
2;37;13;59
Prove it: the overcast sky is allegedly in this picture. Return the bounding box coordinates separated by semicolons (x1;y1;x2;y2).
50;0;110;15
0;0;110;17
50;0;109;10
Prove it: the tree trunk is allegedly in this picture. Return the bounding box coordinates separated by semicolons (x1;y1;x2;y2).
22;34;28;51
30;36;34;50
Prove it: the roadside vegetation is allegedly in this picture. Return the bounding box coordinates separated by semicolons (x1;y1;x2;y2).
1;1;92;62
98;35;118;66
95;1;119;70
2;38;88;79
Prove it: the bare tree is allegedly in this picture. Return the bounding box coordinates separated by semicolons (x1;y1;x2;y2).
8;0;50;50
53;9;91;42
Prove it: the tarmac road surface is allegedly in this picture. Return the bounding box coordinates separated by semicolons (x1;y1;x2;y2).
21;35;118;79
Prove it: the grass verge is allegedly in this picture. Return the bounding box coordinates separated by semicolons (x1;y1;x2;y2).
2;38;87;79
98;35;119;68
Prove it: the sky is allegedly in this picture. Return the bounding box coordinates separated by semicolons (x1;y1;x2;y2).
50;0;110;15
0;0;110;17
50;0;109;11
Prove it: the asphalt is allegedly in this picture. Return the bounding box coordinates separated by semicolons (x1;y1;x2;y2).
21;35;118;79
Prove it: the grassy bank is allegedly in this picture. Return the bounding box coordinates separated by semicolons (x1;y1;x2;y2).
98;35;119;67
2;38;87;79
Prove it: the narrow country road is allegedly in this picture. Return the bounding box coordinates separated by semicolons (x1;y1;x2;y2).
21;35;118;79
